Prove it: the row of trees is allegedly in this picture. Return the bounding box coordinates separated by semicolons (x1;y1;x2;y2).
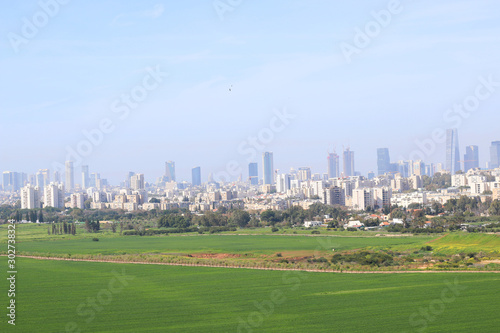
48;222;76;235
11;209;44;222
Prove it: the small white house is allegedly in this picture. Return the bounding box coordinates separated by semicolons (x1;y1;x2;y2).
304;221;323;228
392;218;404;225
344;220;365;229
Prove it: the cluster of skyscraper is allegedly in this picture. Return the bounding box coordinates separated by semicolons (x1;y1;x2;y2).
3;132;500;194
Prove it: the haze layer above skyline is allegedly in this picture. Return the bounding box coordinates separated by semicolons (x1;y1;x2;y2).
1;0;500;184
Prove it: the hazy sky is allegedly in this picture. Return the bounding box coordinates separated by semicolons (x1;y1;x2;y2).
1;0;500;184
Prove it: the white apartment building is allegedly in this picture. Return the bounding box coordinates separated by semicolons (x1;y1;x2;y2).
44;182;65;208
21;184;40;209
391;191;427;208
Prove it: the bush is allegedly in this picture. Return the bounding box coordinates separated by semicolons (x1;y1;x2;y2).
92;237;99;242
420;246;433;251
311;230;320;234
276;253;282;257
271;227;279;232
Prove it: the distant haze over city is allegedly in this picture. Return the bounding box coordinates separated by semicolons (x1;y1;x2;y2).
1;1;500;184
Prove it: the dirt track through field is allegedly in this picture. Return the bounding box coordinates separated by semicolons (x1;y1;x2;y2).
13;255;500;274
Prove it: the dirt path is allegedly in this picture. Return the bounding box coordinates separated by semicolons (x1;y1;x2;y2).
14;255;500;274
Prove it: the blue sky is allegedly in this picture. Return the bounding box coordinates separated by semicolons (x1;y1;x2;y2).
1;0;500;184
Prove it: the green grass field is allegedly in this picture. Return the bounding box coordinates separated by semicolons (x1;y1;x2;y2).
15;233;437;257
1;258;499;332
428;233;500;255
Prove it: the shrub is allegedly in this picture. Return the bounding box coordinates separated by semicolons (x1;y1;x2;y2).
420;245;433;251
311;230;320;234
271;227;279;232
92;237;99;242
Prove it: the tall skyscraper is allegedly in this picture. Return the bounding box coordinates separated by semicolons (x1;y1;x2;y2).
65;160;74;191
35;169;50;189
327;153;339;178
248;163;258;185
131;174;145;190
377;148;391;175
446;129;460;174
298;167;311;181
464;146;479;172
490;141;500;169
192;167;201;186
262;152;274;185
343;148;355;177
53;170;61;183
81;165;90;189
165;161;176;182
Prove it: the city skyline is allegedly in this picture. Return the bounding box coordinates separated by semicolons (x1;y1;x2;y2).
1;1;500;183
4;137;500;188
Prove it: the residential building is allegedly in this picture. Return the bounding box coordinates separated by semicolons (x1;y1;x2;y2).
21;184;40;209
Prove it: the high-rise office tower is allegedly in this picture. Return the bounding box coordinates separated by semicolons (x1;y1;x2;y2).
327;153;339;178
464;146;479;172
262;152;274;185
490;141;500;169
248;163;259;185
165;161;176;182
192;167;201;186
81;165;90;189
53;170;61;183
377;148;391;175
298;167;311;181
446;129;460;174
35;169;50;189
65;160;74;191
130;174;145;190
3;172;22;192
343;148;355;177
